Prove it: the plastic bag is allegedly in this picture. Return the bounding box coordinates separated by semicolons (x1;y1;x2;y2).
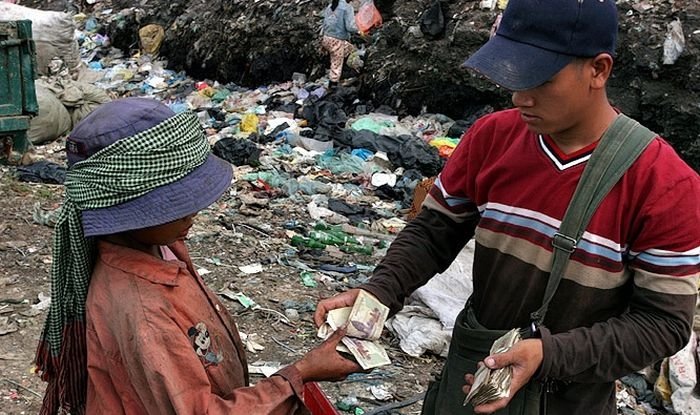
240;113;259;133
139;24;165;56
662;19;685;65
420;1;446;39
346;50;364;71
212;138;261;166
355;0;382;33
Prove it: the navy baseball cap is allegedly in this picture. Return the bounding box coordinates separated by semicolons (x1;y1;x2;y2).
463;0;618;91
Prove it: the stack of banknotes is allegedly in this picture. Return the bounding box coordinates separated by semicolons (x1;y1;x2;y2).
463;328;522;407
317;290;391;369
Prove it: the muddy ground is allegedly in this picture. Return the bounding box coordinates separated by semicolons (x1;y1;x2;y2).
0;169;58;415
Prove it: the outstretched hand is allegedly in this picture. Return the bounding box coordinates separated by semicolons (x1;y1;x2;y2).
462;339;544;414
313;288;362;327
293;327;363;382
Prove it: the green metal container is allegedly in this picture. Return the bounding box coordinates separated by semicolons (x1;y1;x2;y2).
0;20;38;164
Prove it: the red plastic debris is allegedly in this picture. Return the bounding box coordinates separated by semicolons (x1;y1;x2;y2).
303;382;340;415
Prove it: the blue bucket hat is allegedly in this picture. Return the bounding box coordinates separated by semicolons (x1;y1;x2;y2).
66;98;233;237
463;0;618;91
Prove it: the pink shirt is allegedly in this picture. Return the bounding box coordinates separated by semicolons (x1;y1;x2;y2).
86;240;309;414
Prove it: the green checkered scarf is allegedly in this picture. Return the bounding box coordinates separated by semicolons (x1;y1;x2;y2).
36;111;210;415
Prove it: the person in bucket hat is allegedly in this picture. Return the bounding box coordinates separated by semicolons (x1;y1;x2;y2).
35;97;362;415
316;1;700;414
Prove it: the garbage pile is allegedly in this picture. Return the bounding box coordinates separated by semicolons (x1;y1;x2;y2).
19;2;473;210
6;2;699;415
83;0;700;170
7;8;471;412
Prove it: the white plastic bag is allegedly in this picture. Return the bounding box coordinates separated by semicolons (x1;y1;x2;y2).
0;3;80;76
662;19;685;65
669;332;700;414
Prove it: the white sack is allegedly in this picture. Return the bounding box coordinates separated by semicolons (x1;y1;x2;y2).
413;241;474;330
386;304;451;357
386;242;474;357
669;332;700;415
0;3;80;76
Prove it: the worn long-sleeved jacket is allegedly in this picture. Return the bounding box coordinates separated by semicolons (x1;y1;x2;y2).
322;0;359;40
86;240;309;414
362;109;700;414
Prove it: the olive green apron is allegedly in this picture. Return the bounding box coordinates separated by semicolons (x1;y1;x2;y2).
421;307;542;415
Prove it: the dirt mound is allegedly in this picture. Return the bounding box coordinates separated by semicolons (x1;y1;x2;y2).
25;0;700;167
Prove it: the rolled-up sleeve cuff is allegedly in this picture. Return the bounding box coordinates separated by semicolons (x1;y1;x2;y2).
274;365;305;400
534;326;553;381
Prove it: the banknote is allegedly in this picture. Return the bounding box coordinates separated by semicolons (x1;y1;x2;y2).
317;307;352;339
316;291;392;368
345;290;389;340
328;307;352;330
341;336;391;369
463;328;522;407
315;307;352;354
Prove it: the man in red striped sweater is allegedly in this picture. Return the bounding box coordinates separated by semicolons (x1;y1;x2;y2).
315;1;700;414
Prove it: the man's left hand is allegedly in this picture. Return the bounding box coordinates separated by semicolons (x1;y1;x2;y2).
462;339;544;414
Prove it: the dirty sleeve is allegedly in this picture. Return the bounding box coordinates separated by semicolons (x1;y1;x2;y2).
362;206;478;315
344;3;359;34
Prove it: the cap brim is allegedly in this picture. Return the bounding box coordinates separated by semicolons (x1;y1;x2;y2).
462;35;575;91
82;154;233;237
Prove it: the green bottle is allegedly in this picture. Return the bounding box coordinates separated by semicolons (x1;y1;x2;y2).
313;222;337;232
291;235;326;249
310;229;360;245
340;244;373;255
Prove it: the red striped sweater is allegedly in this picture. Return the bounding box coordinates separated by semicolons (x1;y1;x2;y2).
362;108;700;414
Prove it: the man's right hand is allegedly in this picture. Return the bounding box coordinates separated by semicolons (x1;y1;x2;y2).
313;288;362;327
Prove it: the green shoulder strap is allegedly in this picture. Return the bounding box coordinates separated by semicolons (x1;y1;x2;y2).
530;114;657;325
